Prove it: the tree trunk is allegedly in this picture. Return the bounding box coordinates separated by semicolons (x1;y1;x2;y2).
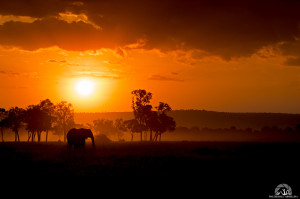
27;131;31;142
144;131;147;141
37;131;41;142
153;132;158;142
32;131;36;142
46;130;48;142
1;128;4;142
159;133;161;142
15;130;19;142
140;131;142;141
63;127;67;143
150;130;152;142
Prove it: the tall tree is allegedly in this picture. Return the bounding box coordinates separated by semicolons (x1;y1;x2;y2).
7;107;25;142
39;99;55;142
0;108;8;142
145;111;160;141
152;102;176;142
25;105;40;142
54;101;75;142
131;89;153;141
25;99;55;142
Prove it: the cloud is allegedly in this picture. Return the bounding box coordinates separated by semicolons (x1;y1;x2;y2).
47;59;58;63
0;14;37;25
47;59;68;63
0;0;300;59
0;70;39;78
57;12;101;30
71;70;121;79
148;74;184;82
0;0;81;18
283;57;300;66
0;17;116;51
0;70;19;76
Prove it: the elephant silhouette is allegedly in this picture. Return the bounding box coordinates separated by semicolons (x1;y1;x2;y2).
67;128;95;150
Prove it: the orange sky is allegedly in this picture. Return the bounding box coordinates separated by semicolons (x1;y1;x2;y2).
0;0;300;113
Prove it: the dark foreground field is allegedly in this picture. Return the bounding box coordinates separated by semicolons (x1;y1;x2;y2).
0;141;299;196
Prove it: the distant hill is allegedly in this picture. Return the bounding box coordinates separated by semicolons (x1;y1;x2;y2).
75;110;300;130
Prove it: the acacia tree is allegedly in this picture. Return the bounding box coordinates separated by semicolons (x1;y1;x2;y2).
114;118;127;141
54;101;75;142
131;89;153;141
145;111;160;141
25;105;40;142
25;99;55;142
39;99;55;142
7;107;25;142
123;119;146;141
152;102;176;142
0;108;8;142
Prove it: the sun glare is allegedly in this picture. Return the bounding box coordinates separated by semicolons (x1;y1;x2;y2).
74;78;95;97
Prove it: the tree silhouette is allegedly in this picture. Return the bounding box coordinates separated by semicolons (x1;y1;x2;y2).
53;101;75;142
114;118;127;141
25;99;55;142
152;102;176;142
7;107;25;142
131;89;153;141
25;105;40;142
124;119;146;141
93;119;115;136
0;108;8;142
145;111;160;141
39;99;55;142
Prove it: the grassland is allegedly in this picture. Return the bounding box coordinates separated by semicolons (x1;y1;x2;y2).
0;141;299;195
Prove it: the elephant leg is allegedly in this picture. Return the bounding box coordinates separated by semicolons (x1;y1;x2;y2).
67;143;72;151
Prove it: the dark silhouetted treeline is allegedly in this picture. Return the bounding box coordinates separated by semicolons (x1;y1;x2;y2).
0;89;176;142
77;89;176;142
2;91;300;142
0;99;75;142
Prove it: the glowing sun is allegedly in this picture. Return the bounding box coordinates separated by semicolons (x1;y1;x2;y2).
74;78;96;97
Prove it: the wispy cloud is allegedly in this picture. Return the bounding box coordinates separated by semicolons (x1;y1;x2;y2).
0;14;38;25
57;12;102;30
71;71;121;79
47;59;68;63
0;70;39;78
283;57;300;66
148;74;184;82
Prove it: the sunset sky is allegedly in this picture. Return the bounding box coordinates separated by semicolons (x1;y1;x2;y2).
0;0;300;113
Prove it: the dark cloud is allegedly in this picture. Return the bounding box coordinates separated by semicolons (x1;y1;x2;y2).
0;0;81;18
0;70;38;78
47;59;68;63
47;59;58;62
280;40;300;57
0;0;300;59
0;70;19;76
148;74;184;82
283;57;300;66
0;18;117;51
279;40;300;66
